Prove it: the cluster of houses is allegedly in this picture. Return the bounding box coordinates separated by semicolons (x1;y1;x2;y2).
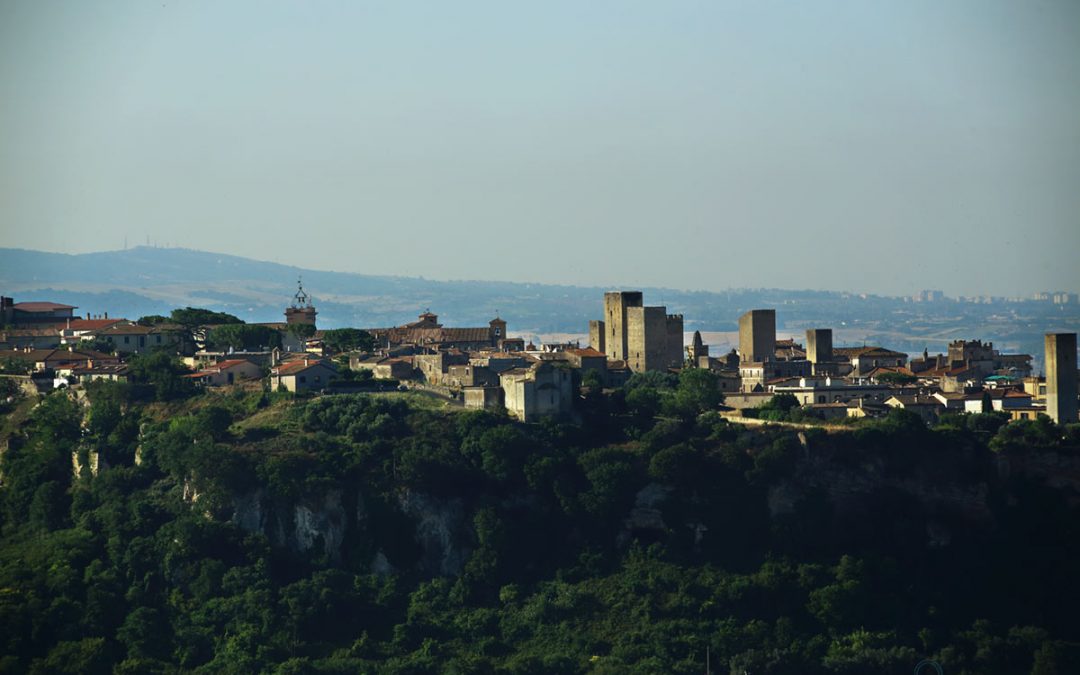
2;289;1077;426
694;308;1075;425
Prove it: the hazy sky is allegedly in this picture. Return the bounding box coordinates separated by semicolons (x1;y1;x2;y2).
2;1;1078;297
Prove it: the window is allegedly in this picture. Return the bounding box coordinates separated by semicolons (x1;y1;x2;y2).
299;376;307;383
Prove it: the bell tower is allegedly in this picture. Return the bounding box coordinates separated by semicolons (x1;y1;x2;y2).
285;277;317;326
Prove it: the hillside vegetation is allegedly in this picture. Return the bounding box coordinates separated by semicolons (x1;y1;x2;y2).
1;382;1079;674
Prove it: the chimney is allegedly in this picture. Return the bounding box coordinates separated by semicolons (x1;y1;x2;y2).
104;312;108;319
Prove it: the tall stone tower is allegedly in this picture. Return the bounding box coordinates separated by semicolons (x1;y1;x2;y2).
284;278;317;326
1045;333;1078;425
588;320;606;353
806;328;833;365
738;309;776;364
603;291;643;362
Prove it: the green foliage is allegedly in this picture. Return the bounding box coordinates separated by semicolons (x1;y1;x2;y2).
754;392;801;421
74;338;115;354
206;323;283;351
875;371;917;385
1;386;1078;673
169;307;244;328
127;351;195;401
0;356;32;375
662;368;725;420
321;328;375;354
287;323;317;340
580;368;603;390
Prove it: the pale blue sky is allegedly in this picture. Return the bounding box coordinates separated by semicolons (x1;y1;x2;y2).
1;1;1078;296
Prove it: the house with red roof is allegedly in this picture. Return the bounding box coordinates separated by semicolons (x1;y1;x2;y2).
1;297;77;326
184;359;262;387
270;358;337;393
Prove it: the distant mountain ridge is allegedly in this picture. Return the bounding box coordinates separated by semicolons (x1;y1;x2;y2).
2;247;1077;361
0;246;850;332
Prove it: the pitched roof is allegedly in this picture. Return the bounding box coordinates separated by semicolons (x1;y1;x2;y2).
66;318;126;331
568;347;605;358
213;359;256;371
7;348;119;364
272;359;336;376
71;363;130;375
13;302;76;312
372;326;492;345
0;327;61;337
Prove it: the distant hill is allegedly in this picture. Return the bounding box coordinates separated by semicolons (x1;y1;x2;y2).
2;247;1077;360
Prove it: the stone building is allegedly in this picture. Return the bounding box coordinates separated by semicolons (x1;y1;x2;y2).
806;328;837;375
499;362;574;422
738;309;776;365
1046;333;1078;425
590;291;683;373
367;312;515;353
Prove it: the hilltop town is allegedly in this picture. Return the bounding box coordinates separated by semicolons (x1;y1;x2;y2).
2;282;1076;427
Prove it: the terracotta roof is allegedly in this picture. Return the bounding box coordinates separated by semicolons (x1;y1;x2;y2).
272;360;336;376
66;318;126;331
865;366;916;378
6;348;119;364
372;326;491;345
71;363;130;375
0;349;42;361
212;359;256;370
568;347;605;358
1;327;61;337
13;302;76;312
98;323;182;335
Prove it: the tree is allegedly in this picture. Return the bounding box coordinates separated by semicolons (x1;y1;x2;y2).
127;351;194;401
287;323;317;340
756;393;800;421
169;307;243;328
321;328;375;354
663;368;724;420
206;324;282;351
0;355;32;374
875;371;916;385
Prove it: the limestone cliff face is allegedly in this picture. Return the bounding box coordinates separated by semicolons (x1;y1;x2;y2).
397;489;472;576
182;483;473;576
225;489;349;562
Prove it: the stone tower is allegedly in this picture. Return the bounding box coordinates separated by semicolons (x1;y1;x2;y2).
1045;333;1078;425
738;309;776;364
489;317;507;346
284;278;317;326
688;330;708;360
806;328;833;365
603;291;643;362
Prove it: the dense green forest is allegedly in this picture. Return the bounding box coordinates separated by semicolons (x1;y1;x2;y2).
2;372;1080;674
